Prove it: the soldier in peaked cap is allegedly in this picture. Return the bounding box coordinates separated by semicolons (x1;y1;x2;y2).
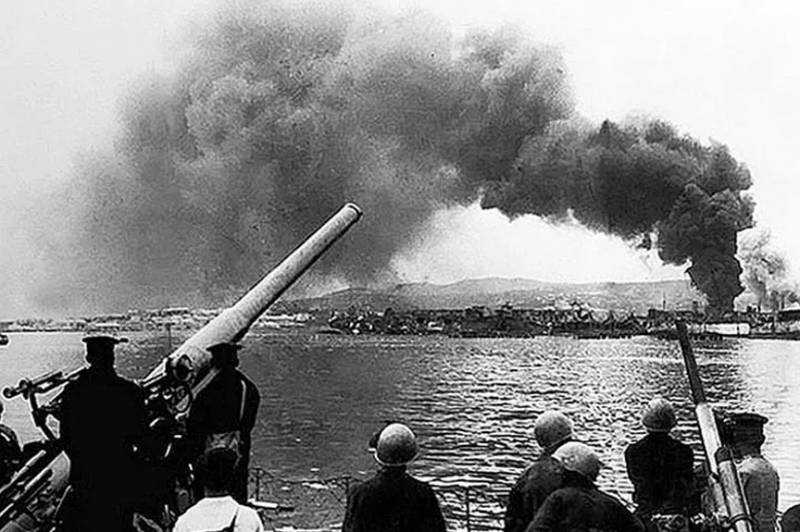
342;423;446;532
59;335;148;532
186;342;260;504
722;412;780;532
624;397;694;530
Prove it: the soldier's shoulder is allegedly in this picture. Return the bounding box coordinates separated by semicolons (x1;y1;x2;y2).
62;373;88;393
516;455;563;485
594;487;631;511
740;455;779;475
408;474;435;489
238;370;258;388
348;474;380;497
625;436;650;453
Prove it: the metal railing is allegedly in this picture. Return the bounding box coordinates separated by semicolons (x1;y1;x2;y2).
248;469;507;531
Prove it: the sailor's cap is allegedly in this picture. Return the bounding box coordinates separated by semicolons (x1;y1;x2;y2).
82;335;128;346
728;412;768;428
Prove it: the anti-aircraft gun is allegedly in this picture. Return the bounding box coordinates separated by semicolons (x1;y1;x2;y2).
675;320;753;532
0;203;363;532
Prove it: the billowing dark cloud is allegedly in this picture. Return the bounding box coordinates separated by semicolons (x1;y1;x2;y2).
30;2;571;313
29;1;755;316
484;118;754;313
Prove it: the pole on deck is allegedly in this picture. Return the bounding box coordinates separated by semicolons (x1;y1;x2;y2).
675;320;752;532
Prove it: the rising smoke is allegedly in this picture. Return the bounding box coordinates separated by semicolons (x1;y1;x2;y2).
31;1;757;315
739;229;799;311
485;118;755;313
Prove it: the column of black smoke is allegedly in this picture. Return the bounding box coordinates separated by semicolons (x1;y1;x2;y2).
487;118;754;314
31;1;754;316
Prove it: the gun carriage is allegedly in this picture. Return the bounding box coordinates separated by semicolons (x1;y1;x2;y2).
0;203;362;531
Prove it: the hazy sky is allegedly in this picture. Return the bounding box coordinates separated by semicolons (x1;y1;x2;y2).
1;0;799;312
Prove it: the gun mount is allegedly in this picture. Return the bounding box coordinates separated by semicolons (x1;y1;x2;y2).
3;368;85;442
675;320;753;532
0;203;363;532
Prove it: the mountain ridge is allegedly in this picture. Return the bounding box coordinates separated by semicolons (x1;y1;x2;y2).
279;277;704;314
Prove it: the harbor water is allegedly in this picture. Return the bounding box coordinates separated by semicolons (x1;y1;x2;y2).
2;331;799;523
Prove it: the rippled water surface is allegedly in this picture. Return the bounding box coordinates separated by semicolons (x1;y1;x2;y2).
2;331;799;513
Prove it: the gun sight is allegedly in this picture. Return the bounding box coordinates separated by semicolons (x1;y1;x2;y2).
2;367;84;399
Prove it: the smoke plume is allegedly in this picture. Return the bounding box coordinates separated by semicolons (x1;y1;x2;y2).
30;1;755;315
739;229;799;311
483;118;754;314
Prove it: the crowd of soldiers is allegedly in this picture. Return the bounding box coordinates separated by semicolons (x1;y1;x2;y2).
346;402;785;532
0;334;792;532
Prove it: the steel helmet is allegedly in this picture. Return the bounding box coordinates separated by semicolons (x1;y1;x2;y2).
375;423;419;467
552;441;602;481
642;397;677;432
534;411;574;450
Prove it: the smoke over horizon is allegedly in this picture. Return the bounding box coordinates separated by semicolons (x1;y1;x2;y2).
739;229;799;311
23;1;761;316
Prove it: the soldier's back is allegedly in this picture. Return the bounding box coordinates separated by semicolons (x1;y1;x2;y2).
529;484;644;532
61;372;145;481
738;455;779;532
505;455;566;532
625;433;693;514
343;469;445;532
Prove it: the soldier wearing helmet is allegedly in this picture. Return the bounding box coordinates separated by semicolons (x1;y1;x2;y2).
59;335;148;532
342;423;446;532
721;412;779;532
528;442;644;532
624;397;694;529
504;410;574;532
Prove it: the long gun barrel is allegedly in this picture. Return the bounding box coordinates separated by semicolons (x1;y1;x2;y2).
0;202;363;532
142;202;362;391
675;320;752;532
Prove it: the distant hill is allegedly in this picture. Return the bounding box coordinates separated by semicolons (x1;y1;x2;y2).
277;278;704;314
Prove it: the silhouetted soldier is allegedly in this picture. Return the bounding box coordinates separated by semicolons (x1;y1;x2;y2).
624;397;694;530
724;413;780;532
528;442;644;532
186;342;260;504
59;335;148;532
0;399;22;484
505;410;574;532
343;423;446;532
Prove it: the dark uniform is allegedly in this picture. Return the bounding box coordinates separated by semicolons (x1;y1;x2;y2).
0;422;22;484
527;470;644;532
505;451;567;532
342;467;446;532
186;352;260;504
624;433;694;521
59;347;148;532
